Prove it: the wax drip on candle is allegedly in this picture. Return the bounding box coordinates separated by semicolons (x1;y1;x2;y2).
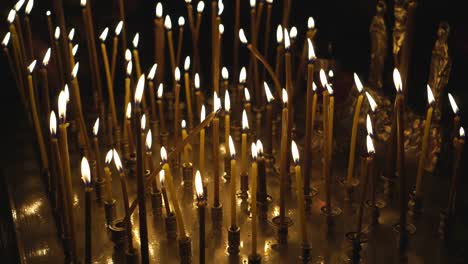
195;170;203;198
115;21;123;36
276;25;283;44
224;90;231;112
222;67;229;80
1;32;10;47
197;1;205;13
146;129;152;151
366;114;373;137
308;17;315;29
307;39;316;61
448;93;460;115
239;67;247;84
50;111;57;136
155;2;163;18
125;49;132;62
264;82;274;102
99;27;109;42
132;33;139;49
42;48;51;66
148;64;157;80
93;118;99;136
68;28;75;42
72;45;79;57
81;157;92;187
178;16;185;27
184;56;190;71
365;91;378;113
164;15;172;30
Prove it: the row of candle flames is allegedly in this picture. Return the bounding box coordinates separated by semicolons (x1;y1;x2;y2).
3;0;466;263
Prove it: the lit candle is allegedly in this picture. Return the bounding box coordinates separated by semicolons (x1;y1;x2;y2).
23;0;34;59
125;103;135;155
194;2;205;72
111;21;123;82
99;28;118;133
181;120;191;163
237;67;247;114
415;86;435;200
184;57;194;130
161;147;187;238
241;109;250;175
174;68;182;146
291;140;308;244
156;84;167;135
81;157;92;264
250;142;259;256
284;29;293;178
194;73;203;120
104;150;114;203
159;170;172;216
320;69;331;210
304;39;316;201
146;129;157;183
233;0;240;88
195;170;206;264
228;136;237;227
274;25;284;87
113;150;135;252
132;33;142;77
176;17;185;66
263;82;274;155
67;28;76;70
148;63;158;124
244;87;252;127
356;136;375;237
346;73;365;186
447;127;465;214
249;0;259;105
225;90;231;146
199;105;206;176
213;92;222;207
448;93;460;135
165;15;176;75
256;140;267;204
279;89;289;222
221;67;229;96
92;118;104;185
154;2;166;84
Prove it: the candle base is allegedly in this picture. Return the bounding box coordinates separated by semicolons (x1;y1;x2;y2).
223;157;231;182
365;200;381;225
151;191;163;218
178;236;192;264
94;176;106;203
248;253;261;264
211;204;223;225
227;226;240;255
304;187;319;211
109;218;126;248
299;243;312;263
392;223;416;252
238;172;249;199
182;163;194;191
320;205;342;231
104;199;117;225
165;212;177;240
272;216;293;244
125;247;139;263
345;232;367;264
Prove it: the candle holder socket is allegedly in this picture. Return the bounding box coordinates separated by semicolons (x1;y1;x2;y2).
109;218;126;248
227;226;240;255
299;242;312;263
248;253;261;264
178;236;192;264
272;216;293;244
182;163;194;191
365;200;381;225
345;232;366;264
238;172;249;199
211;204;223;225
151;191;163;217
104;199;117;225
223;157;231;182
125;247;139;263
94;176;105;203
165;212;177;240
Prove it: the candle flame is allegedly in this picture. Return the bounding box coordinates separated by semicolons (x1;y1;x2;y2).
354;73;364;93
289;26;298;39
282;88;288;105
229;135;236;157
146;129;152;150
427;85;435;104
164;15;172;30
125;49;132;61
135;74;146;104
159;170;165;185
81;157;91;185
72;44;79;56
58;90;67;121
141;114;147;130
99;27;109;42
80;0;87;7
157;83;163;98
328;69;334;78
72;62;79;78
366;114;373;136
115;21;123;36
312;82;317;92
184;56;191;71
242;110;249;130
224;90;231;111
214;91;221;112
326;84;334;95
155;2;163;18
46;10;51;16
54;26;60;40
250;0;256;8
194;73;200;89
239;67;247;83
42;48;51;66
460;127;465;138
283;28;290;49
201;105;206;122
319;69;327;88
367;135;375;154
222;67;229;80
185;0;192;3
218;0;224;15
126;61;133;76
264;82;274;102
308;17;315;29
105;149;113;164
393;68;402;92
160;146;168;162
291;140;300;163
195;170;203;197
92;118;99;136
197;1;205;13
49;111;57;136
307;39;316;61
126;103;132;119
178;16;185;27
14;0;25;11
276;25;283;43
175;67;181;82
132;33;139;48
2;32;10;47
365;91;377;112
239;29;248;44
244;88;251;102
7;10;16;24
251;142;258;160
256;140;263;155
219;24;224;35
27;60;37;73
448;93;459;114
113;149;123;171
266;0;273;4
68;28;75;41
148;63;157;80
181;120;187;129
64;84;70;102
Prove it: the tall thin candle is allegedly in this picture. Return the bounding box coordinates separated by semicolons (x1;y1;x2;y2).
213;92;222;206
184;57;194;130
81;157;92;264
250;142;259;256
279;89;289;221
291;141;308;244
195;170;206;264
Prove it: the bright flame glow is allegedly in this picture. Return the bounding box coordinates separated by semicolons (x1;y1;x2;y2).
27;60;37;73
222;67;228;80
42;48;51;66
393;68;402;92
49;111;57;135
113;149;123;171
195;170;203;197
126;61;133;76
159;170;165;185
125;49;132;61
178;16;185;26
126;103;132;119
15;0;25;11
115;21;123;36
319;69;327;88
244;88;251;102
197;1;205;13
229;135;235;157
175;67;181;82
135;74;146;104
282;88;288;104
81;157;91;185
160;146;168;162
164;15;172;30
307;39;316;60
58;91;67;120
157;83;163;98
219;24;224;34
328;69;334;78
308;17;315;29
64;85;69;102
54;26;60;40
242;110;249;130
264;82;274;102
290;27;298;39
251;142;258;159
266;0;273;3
2;32;10;46
365;92;377;112
92;118;99;136
105;149;113;164
214;91;221;112
146;129;152;150
276;25;283;43
80;0;87;7
312;82;317;92
72;62;79;78
132;33;139;48
366;114;373;136
239;67;247;83
7;10;16;24
291;140;299;163
181;120;186;129
141;114;147;130
367;135;375;154
194;73;200;89
218;0;224;15
326;84;333;95
353;73;364;93
224;90;231;112
156;2;163;18
72;44;79;56
239;29;248;44
427;85;435;104
148;64;157;80
460;127;465;138
200;105;206;122
448;93;459;114
68;28;75;41
99;28;109;42
184;56;191;71
46;10;51;16
256;140;263;155
284;29;290;49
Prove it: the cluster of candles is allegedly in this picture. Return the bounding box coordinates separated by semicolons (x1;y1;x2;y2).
2;0;465;263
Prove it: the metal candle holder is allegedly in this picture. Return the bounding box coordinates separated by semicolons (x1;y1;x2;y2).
227;226;240;255
104;199;117;225
178;236;192;264
182;163;193;191
151;190;163;217
165;212;177;240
